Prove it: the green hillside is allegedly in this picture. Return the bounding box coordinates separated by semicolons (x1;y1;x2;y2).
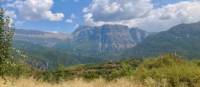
125;22;200;58
13;40;104;70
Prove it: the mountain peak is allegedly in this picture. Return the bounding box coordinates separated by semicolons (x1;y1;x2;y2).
72;24;148;53
125;21;200;58
101;24;129;29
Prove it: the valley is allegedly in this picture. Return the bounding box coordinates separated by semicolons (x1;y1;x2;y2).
13;22;200;69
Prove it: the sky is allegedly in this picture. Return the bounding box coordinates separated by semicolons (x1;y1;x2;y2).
1;0;200;32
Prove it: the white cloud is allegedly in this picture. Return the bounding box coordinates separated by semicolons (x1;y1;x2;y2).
84;0;153;22
66;19;73;23
84;0;200;32
5;10;17;19
15;20;25;27
61;0;79;3
66;13;76;23
10;0;64;21
137;1;200;31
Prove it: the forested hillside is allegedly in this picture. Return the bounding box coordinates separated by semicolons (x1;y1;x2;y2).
125;22;200;58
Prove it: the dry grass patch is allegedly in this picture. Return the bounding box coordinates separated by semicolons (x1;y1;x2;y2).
0;78;144;87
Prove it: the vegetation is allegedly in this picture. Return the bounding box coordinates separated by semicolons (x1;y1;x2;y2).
31;54;200;87
125;22;200;59
13;40;106;70
135;54;200;87
0;78;144;87
0;8;15;79
0;8;13;64
1;53;200;87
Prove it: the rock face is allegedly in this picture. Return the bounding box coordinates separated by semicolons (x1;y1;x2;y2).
72;24;148;52
14;25;148;53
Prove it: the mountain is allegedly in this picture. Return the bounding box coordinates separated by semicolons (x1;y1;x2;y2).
13;30;74;69
14;29;71;47
13;29;104;69
12;25;148;69
67;24;148;58
11;21;200;70
125;22;200;58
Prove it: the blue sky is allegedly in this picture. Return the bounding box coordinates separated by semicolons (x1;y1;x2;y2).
2;0;200;32
20;0;91;32
2;0;91;32
153;0;187;7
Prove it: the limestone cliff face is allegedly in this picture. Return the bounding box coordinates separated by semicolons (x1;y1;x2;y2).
72;24;148;52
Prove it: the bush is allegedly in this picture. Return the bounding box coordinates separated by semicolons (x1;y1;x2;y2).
0;63;31;78
135;54;200;87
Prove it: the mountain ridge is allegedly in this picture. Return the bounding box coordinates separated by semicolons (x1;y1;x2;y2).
13;22;200;69
124;21;200;58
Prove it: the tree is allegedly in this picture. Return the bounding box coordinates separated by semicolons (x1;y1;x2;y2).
0;8;14;64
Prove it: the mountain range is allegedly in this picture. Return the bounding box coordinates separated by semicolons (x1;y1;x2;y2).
12;22;200;69
125;22;200;59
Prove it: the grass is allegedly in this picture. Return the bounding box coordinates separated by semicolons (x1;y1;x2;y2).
0;78;144;87
2;54;200;87
134;54;200;87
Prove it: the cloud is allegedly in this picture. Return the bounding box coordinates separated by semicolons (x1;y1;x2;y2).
66;14;76;23
15;20;25;27
5;10;17;19
84;0;200;32
66;19;73;23
0;0;11;3
137;1;200;31
9;0;64;21
84;0;153;22
61;0;79;3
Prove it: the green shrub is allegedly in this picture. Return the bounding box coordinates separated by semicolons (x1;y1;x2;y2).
135;54;200;87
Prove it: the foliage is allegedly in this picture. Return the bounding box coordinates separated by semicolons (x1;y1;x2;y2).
135;54;200;87
0;8;16;78
13;40;105;70
0;8;14;64
7;53;200;87
31;59;142;82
